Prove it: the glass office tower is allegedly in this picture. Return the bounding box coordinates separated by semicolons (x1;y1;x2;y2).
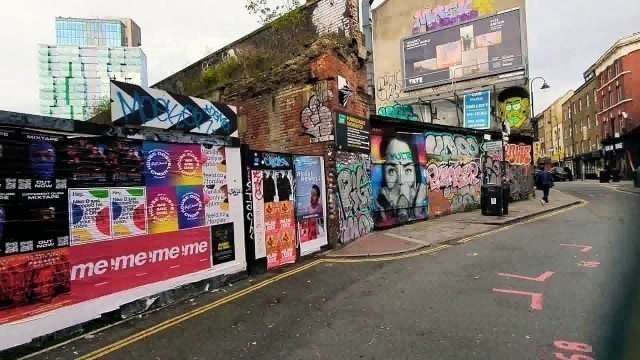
39;18;146;120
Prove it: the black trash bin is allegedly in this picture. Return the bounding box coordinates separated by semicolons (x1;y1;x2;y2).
599;169;610;183
502;184;511;215
635;171;640;188
481;184;503;216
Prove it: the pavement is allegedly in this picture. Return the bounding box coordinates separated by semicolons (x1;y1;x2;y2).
328;189;583;257
9;182;640;360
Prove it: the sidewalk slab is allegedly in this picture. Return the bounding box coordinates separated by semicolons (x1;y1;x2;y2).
327;189;583;258
618;184;640;195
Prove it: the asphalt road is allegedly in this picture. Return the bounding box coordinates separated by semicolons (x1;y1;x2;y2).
22;182;640;360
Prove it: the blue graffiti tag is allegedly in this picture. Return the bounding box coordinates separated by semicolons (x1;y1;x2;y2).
262;153;290;168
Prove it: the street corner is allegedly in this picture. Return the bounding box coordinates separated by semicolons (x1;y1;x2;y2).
324;232;427;258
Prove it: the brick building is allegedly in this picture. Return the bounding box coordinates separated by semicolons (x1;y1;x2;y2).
561;77;600;179
584;32;640;179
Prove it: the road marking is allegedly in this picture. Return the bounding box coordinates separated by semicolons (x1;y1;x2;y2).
577;261;600;268
383;231;432;245
497;271;554;282
493;288;543;310
560;244;593;253
30;202;589;359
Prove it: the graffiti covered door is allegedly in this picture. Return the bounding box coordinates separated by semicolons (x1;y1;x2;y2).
335;151;373;243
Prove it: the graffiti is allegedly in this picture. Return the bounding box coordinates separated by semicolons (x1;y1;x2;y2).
252;170;264;200
301;95;334;143
498;87;531;130
310;81;332;104
506;144;532;166
313;0;351;37
425;133;480;158
111;82;238;136
508;163;533;200
426;161;480;192
335;152;373;243
412;0;480;34
262;153;290;168
483;155;502;185
428;180;480;216
244;168;254;247
376;70;403;102
338;75;354;108
377;104;420;121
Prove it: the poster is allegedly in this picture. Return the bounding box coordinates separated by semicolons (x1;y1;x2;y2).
69;189;112;245
110;188;147;238
0;248;71;324
293;156;328;255
264;201;279;269
146;186;179;234
202;145;230;225
464;91;491;130
211;222;235;265
176;186;205;230
0;130;70;257
277;200;297;265
143;142;203;187
251;170;266;260
335;111;371;153
70;227;211;303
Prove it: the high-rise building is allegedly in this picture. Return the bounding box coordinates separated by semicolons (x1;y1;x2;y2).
39;17;147;120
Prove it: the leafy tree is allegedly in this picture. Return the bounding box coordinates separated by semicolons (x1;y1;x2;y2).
88;96;111;118
245;0;301;24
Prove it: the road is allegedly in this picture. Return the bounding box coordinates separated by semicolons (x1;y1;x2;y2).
24;182;640;360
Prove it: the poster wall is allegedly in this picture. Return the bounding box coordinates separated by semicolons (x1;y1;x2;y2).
293;156;328;255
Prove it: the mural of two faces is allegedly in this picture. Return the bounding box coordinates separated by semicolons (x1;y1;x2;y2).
250;152;328;269
370;129;534;227
0;128;245;330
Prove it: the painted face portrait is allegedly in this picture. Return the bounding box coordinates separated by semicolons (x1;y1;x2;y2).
383;139;418;208
29;141;56;180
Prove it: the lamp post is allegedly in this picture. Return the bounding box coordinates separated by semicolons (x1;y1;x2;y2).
529;77;550;141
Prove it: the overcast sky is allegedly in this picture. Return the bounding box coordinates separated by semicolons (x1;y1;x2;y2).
0;0;638;116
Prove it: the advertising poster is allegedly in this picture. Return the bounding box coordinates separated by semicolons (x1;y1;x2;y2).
143;142;173;187
277;200;296;266
110;188;147;238
70;228;211;303
335;111;371;153
173;144;203;186
0;130;70;257
464;91;491;130
293;156;328;255
251;170;266;260
108;140;144;186
202;145;230;225
211;222;235;265
402;9;523;90
264;201;279;269
0;248;71;324
69;189;112;245
177;186;205;230
370;133;429;227
146;186;179;234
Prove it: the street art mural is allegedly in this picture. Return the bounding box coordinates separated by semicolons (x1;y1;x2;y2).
337;75;354;108
425;131;482;216
505;143;534;200
335;152;373;243
412;0;495;35
301;95;334;143
370;133;428;227
498;87;531;130
377;103;420;122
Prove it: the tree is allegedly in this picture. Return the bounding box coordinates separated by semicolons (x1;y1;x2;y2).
88;96;111;118
245;0;301;24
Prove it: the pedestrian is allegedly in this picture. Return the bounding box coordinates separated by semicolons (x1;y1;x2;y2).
535;166;554;205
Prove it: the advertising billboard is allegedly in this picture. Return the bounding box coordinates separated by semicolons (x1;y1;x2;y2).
402;9;523;90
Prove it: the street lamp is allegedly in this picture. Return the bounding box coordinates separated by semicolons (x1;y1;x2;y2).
530;77;550;140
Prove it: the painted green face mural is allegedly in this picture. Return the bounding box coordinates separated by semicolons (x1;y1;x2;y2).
500;96;531;129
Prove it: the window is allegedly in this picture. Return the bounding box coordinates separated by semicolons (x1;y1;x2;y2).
573;102;577;115
610;91;614;107
579;99;582;112
596;135;600;147
587;116;591;129
615;60;620;75
586;94;590;108
608;67;612;80
603;96;608;109
588;139;592;150
617;86;623;102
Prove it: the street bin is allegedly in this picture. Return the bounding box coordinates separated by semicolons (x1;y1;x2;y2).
634;170;640;188
599;169;610;183
481;184;503;216
612;170;621;182
502;184;511;215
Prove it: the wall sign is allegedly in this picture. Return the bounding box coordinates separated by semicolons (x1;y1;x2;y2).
464;91;491;129
335;111;371;153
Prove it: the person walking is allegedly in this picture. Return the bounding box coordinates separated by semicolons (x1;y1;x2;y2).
535;166;554;205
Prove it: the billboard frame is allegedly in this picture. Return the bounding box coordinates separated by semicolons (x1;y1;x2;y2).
400;7;526;92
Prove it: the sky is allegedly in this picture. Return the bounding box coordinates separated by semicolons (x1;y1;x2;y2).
0;0;638;116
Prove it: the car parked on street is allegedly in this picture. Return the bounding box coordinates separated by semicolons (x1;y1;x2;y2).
550;167;572;181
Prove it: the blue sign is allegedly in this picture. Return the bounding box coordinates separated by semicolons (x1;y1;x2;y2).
464;91;491;130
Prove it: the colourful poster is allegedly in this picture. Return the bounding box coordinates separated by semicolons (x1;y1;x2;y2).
146;186;179;234
211;222;235;265
278;200;297;265
202;145;229;225
69;189;112;245
264;201;279;269
110;188;147;238
0;248;71;324
177;186;205;230
143;142;173;187
251;170;266;260
174;144;203;186
293;156;328;255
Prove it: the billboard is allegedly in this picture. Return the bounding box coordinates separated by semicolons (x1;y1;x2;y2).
463;91;491;130
402;9;523;90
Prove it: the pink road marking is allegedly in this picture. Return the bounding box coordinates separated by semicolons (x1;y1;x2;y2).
560;244;593;253
493;288;543;310
497;271;554;282
578;261;600;268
